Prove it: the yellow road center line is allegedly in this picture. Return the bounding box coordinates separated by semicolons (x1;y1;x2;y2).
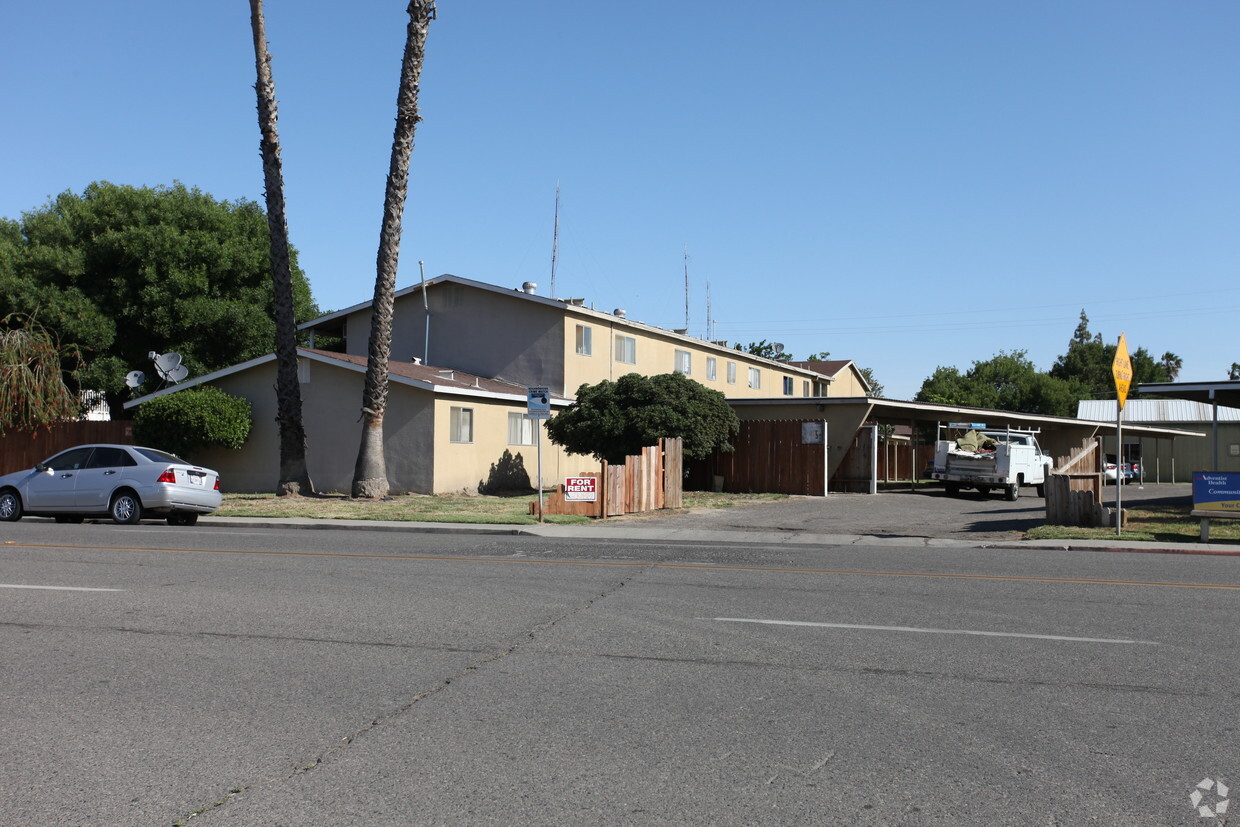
4;541;1240;590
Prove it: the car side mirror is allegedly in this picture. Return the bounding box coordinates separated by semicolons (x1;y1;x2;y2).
35;463;48;473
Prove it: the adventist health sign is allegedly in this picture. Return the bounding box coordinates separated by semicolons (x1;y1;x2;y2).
1193;472;1240;512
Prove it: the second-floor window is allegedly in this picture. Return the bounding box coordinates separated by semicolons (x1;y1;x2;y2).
674;349;691;375
748;367;761;390
575;324;592;356
803;380;810;397
783;376;794;395
706;357;717;381
727;361;737;384
615;335;636;365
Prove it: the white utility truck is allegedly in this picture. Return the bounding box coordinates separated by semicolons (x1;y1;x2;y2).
930;423;1053;501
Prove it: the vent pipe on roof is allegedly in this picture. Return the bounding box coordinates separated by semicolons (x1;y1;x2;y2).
411;357;422;365
613;308;627;318
521;281;537;295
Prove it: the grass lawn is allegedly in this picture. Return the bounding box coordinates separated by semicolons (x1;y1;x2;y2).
1027;502;1240;544
216;490;787;525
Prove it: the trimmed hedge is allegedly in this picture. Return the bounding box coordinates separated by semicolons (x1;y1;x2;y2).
132;386;251;459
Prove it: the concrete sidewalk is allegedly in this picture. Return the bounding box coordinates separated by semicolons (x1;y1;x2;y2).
198;515;1240;556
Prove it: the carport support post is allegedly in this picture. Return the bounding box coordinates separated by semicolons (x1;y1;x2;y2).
537;423;544;523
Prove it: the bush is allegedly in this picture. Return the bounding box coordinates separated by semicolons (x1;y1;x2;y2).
132;386;251;459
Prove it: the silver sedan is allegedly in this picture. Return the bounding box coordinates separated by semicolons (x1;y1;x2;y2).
0;444;221;526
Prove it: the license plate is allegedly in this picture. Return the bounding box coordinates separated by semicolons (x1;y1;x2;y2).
189;474;204;486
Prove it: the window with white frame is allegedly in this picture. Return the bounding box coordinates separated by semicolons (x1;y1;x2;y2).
748;367;761;389
575;324;592;356
449;406;474;443
615;334;636;364
726;361;737;384
803;380;810;397
508;412;537;445
706;357;717;381
674;349;691;375
783;376;794;395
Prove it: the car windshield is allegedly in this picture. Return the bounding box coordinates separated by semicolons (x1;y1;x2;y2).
135;447;188;465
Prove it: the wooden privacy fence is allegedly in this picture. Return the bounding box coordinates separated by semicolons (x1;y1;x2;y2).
1044;438;1116;527
686;420;827;496
533;438;683;518
0;420;133;476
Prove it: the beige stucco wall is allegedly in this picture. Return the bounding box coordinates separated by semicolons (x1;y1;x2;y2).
561;312;820;401
826;367;869;398
431;395;585;494
183;358;436;494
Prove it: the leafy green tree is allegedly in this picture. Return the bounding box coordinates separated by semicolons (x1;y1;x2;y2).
915;351;1080;416
0;314;82;434
546;372;740;464
858;366;884;397
131;386;252;460
1230;363;1240;381
737;340;792;362
1049;311;1170;399
0;181;319;406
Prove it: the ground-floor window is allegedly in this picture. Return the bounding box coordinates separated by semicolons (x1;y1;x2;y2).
450;406;474;443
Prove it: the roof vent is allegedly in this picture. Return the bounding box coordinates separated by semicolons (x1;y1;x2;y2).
411;356;422;365
521;281;537;295
438;369;454;381
713;339;728;347
567;297;585;306
613;308;627;318
673;328;688;335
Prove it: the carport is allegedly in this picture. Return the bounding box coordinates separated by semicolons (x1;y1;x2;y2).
699;397;1202;495
1138;380;1240;472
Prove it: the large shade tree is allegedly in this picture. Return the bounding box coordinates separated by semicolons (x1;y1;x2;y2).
545;372;740;465
0;182;318;409
249;0;313;496
352;0;435;498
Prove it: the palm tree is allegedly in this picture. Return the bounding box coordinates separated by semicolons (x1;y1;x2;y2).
352;0;435;498
1160;352;1182;382
1230;363;1240;381
249;0;314;496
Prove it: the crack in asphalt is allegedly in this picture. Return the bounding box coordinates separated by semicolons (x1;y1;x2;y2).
173;563;657;824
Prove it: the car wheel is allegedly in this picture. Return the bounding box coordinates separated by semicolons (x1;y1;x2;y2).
54;515;85;524
110;491;143;525
0;489;22;522
1005;482;1020;502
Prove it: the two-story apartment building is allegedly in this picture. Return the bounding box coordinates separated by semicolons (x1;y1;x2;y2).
298;274;847;402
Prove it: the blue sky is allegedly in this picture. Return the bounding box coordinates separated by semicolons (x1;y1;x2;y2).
4;1;1237;399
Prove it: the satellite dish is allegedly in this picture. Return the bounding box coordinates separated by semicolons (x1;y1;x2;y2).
151;352;190;385
125;370;146;389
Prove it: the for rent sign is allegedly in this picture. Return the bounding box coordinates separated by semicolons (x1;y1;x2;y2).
564;476;597;502
1193;472;1240;512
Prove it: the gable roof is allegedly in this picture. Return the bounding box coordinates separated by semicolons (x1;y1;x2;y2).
789;359;871;392
299;272;824;377
123;348;570;410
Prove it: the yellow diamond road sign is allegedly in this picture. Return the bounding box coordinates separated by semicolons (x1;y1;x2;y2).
1112;333;1133;410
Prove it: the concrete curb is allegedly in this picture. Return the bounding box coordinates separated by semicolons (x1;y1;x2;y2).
197;516;1240;556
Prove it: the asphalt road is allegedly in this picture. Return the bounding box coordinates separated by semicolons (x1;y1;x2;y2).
2;519;1237;825
635;483;1194;542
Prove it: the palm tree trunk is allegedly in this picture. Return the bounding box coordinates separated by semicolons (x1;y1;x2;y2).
249;0;314;496
352;0;435;498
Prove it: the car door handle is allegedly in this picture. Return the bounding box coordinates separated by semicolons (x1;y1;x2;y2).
103;470;116;475
60;473;74;479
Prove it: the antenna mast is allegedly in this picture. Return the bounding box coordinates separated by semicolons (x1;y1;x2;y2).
706;279;712;340
683;245;690;331
550;182;560;298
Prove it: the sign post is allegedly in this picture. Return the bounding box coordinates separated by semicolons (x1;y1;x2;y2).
527;387;551;523
1111;334;1133;536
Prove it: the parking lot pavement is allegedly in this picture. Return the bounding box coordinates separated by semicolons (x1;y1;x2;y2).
621;483;1195;543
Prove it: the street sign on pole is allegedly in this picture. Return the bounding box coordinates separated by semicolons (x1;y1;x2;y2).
527;386;551;419
1112;333;1132;536
1112;333;1132;411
